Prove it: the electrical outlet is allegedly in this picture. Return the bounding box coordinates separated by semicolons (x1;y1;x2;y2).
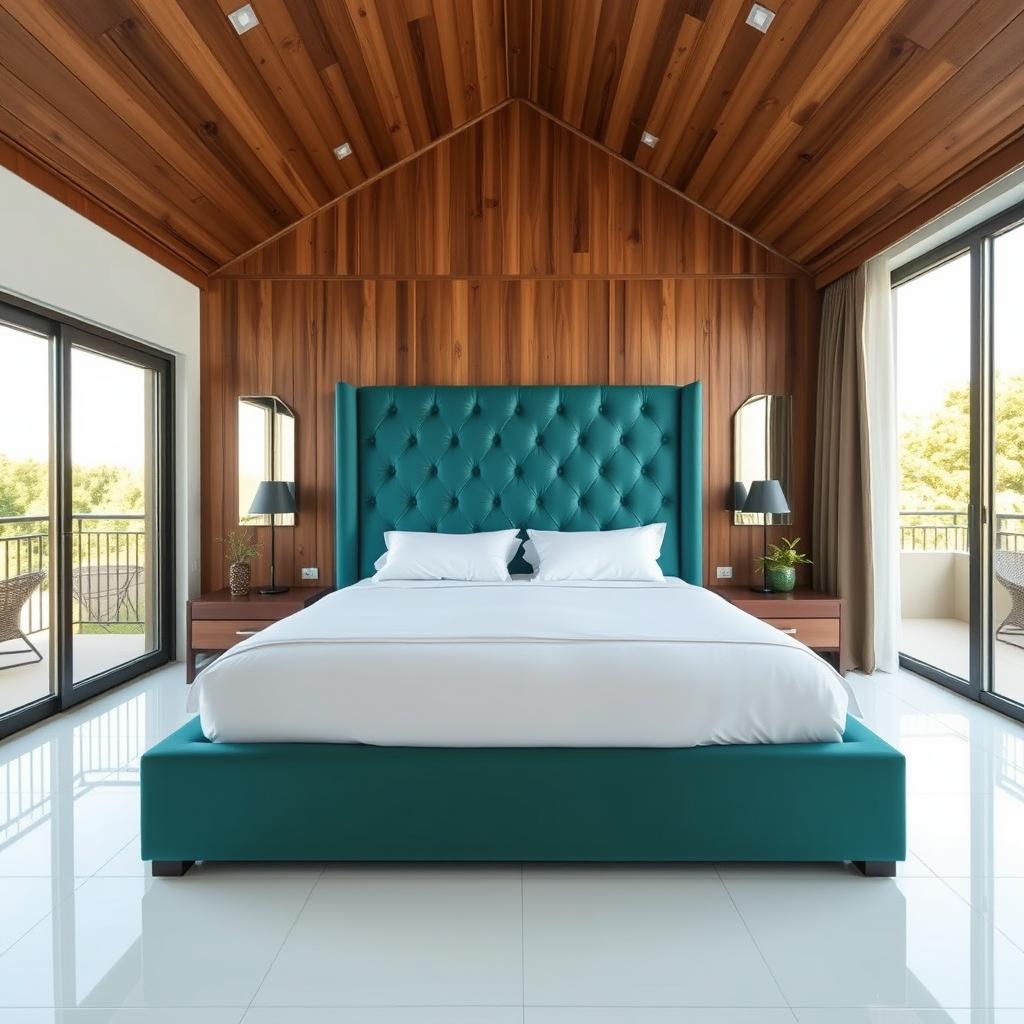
301;567;319;581
715;566;733;580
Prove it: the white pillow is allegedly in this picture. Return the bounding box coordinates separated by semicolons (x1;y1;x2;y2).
373;530;521;581
526;524;666;581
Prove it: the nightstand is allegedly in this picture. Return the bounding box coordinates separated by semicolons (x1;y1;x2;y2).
715;586;844;672
185;586;332;683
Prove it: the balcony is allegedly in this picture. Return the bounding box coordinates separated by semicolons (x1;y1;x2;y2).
901;510;1024;703
0;514;150;714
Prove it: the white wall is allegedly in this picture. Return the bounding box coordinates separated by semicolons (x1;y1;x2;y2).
902;550;1013;626
0;165;200;656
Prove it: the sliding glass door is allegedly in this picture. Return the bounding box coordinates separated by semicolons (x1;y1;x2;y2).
895;253;973;686
992;221;1024;710
0;299;174;737
0;309;56;722
893;202;1024;722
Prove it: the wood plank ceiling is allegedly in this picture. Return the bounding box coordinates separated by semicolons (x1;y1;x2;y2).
1;0;1022;285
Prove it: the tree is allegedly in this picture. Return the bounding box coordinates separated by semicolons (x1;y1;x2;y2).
900;373;1024;514
0;456;46;518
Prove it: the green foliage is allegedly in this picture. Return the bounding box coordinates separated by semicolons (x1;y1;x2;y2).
72;465;144;516
0;455;46;518
221;529;260;564
756;537;812;573
900;373;1024;513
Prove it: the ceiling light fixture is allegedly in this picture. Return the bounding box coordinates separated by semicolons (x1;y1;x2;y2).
745;3;775;32
228;4;259;34
640;131;659;149
333;142;353;160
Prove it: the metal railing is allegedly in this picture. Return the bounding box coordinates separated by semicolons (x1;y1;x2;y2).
899;510;1024;552
0;513;146;634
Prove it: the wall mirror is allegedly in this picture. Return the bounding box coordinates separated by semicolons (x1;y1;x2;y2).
238;395;295;526
732;394;793;526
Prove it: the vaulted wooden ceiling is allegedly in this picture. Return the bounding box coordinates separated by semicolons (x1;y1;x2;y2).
1;0;1022;286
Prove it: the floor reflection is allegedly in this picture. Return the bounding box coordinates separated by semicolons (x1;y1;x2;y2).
0;665;1021;1015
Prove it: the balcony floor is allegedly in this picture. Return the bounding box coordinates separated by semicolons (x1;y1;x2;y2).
0;630;147;715
901;617;1024;705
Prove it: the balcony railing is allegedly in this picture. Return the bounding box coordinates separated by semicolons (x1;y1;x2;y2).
899;510;1024;552
0;513;146;634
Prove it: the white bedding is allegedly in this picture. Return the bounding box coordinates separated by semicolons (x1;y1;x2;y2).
190;578;852;747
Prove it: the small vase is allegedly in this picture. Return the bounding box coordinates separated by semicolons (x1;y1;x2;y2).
228;561;251;598
766;566;796;593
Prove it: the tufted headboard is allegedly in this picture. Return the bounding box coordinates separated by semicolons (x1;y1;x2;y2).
335;383;702;587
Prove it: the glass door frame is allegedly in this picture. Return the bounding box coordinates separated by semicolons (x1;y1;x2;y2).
892;199;1024;726
0;292;175;737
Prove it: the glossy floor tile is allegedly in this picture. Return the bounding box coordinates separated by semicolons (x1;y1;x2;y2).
522;867;785;1007
253;866;523;1007
0;661;1023;1016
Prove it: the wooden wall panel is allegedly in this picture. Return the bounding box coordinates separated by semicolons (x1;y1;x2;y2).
202;274;818;591
217;104;797;278
202;104;818;592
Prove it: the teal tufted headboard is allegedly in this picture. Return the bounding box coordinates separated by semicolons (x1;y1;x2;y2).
335;384;703;587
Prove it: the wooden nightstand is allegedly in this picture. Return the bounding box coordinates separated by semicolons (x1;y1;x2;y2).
185;586;332;683
715;587;845;672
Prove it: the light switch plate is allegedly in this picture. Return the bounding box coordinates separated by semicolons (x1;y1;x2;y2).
716;566;733;579
301;567;319;580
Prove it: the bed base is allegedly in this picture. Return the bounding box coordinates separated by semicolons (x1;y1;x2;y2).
155;858;898;879
141;716;905;874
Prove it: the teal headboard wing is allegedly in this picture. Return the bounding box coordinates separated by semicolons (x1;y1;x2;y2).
334;382;359;588
680;380;703;586
335;382;703;588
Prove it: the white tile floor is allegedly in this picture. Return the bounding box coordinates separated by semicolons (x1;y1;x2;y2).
1;665;1024;1022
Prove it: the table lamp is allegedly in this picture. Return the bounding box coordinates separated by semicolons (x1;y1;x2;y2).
742;479;790;593
249;481;296;594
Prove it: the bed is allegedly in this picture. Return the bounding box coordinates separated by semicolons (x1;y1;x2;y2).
141;383;905;876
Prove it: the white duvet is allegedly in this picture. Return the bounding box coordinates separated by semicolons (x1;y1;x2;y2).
190;578;852;747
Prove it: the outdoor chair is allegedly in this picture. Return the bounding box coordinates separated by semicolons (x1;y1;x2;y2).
994;549;1024;643
0;570;46;670
71;566;141;631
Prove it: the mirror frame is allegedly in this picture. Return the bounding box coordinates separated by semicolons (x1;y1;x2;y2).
238;394;296;527
732;393;793;527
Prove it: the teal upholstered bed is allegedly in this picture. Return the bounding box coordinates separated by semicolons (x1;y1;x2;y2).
141;382;905;876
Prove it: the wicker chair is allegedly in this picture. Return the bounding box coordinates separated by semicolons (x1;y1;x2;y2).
71;565;141;631
0;570;46;670
994;550;1024;640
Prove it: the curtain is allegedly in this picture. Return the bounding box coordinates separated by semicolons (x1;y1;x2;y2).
813;269;876;672
863;256;900;672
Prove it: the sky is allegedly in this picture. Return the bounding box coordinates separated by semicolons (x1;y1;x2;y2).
0;325;147;469
895;221;1024;421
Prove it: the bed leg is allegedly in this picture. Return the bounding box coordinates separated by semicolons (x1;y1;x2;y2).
852;860;896;877
152;860;194;877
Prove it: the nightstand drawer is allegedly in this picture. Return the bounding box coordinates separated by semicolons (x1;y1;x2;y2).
763;617;840;649
191;619;271;651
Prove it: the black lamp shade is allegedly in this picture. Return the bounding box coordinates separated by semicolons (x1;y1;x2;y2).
727;481;749;512
249;480;296;516
742;479;790;515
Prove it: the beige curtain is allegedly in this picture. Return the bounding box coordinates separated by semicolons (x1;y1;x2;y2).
813;269;875;672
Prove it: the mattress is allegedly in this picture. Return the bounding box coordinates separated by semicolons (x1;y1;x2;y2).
190;579;852;747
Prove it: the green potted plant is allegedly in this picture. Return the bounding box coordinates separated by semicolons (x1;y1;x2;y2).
755;537;811;593
221;529;260;597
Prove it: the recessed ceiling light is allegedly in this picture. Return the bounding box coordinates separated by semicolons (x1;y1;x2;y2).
333;142;353;160
640;131;659;148
746;3;775;32
227;4;258;34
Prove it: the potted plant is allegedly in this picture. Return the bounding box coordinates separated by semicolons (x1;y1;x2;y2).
755;537;811;593
221;529;260;597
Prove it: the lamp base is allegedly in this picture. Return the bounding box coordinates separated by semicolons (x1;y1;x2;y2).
750;584;773;594
258;585;290;595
